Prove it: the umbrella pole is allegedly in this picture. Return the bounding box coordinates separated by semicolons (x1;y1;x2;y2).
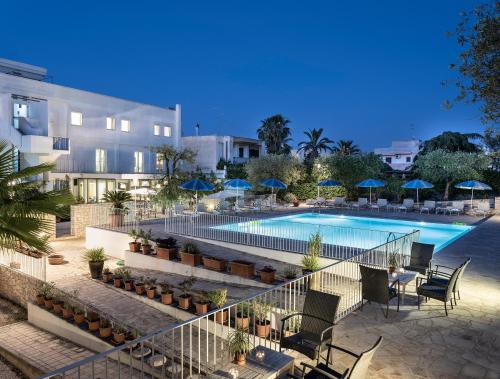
369;187;372;204
317;186;320;199
471;188;474;209
417;188;419;205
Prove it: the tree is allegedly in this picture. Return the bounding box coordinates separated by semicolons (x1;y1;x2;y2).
257;115;292;155
153;145;196;180
332;140;361;156
415;149;491;200
317;153;385;199
245;154;303;189
484;127;500;170
446;2;500;124
297;128;333;173
420;131;482;154
0;140;74;254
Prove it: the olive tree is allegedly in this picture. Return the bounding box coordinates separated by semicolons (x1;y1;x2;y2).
245;154;304;189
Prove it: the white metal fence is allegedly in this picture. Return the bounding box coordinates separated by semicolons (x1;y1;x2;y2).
40;230;419;379
0;249;46;281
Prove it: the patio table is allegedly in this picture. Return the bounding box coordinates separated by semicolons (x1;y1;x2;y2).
388;270;418;304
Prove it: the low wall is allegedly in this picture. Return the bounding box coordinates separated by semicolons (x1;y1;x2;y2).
71;203;112;238
86;227;129;258
0;266;43;308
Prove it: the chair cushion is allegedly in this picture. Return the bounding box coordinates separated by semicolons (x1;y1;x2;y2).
303;363;344;379
417;284;446;300
281;331;326;360
428;276;449;287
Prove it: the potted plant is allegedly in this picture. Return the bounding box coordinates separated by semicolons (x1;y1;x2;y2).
73;308;85;325
99;319;112;338
301;232;322;290
128;229;142;252
194;291;211;315
203;255;227;271
236;301;251;329
180;243;202;266
284;265;298;281
62;302;73;319
41;282;55;310
252;300;271;338
284;193;299;207
113;326;127;344
53;299;64;315
282;309;301;336
102;190;131;227
146;278;157;299
102;267;113;283
139;229;153;255
82;248;107;279
135;276;145;295
228;327;252;366
230;260;255;278
259;266;276;284
113;268;124;288
208;288;228;324
159;282;174;305
123;270;134;291
155;237;178;260
87;311;100;332
48;254;65;265
388;252;399;274
178;276;196;309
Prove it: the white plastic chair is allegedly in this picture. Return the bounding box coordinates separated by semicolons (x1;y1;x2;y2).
398;198;414;212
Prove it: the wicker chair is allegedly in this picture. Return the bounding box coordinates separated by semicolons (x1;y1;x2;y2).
288;337;383;379
280;290;341;363
403;242;435;275
427;258;471;305
359;265;399;318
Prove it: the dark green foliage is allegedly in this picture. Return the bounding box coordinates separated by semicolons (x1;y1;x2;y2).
289;182;345;201
257;115;292;155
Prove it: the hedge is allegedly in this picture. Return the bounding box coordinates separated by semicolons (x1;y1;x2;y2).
288;182;346;201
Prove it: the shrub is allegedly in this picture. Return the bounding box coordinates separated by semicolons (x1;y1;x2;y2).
245;154;304;191
207;288;228;308
251;300;271;323
283;193;298;203
182;242;200;254
301;232;321;271
82;248;107;263
156;237;177;248
289;182;345;201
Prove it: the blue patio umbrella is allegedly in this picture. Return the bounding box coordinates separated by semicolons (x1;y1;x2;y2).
224;179;252;209
260;178;287;209
401;179;433;204
178;179;215;208
317;179;342;198
356;179;386;204
455;180;492;207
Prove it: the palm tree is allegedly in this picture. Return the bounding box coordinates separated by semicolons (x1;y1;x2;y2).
333;140;361;156
297;128;333;171
257;115;292;155
0;140;74;254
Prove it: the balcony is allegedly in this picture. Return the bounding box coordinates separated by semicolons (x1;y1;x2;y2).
52;137;70;151
19;135;70;156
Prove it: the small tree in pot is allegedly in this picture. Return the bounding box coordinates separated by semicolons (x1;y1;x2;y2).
87;311;100;331
388;252;400;274
135;276;145;295
102;190;131;227
301;232;322;290
155;237;178;260
82;248;107;279
252;300;272;338
99;319;112;338
180;242;202;266
113;268;125;288
122;270;134;291
139;229;153;255
236;301;252;329
159;282;173;305
146;277;157;299
73;308;85;325
52;298;64;315
178;276;196;309
113;325;127;344
194;291;211;315
228;327;252;366
102;267;113;283
208;288;228;324
37;282;55;309
128;229;141;252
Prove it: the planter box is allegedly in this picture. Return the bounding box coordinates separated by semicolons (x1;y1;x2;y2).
109;214;124;227
203;256;227;272
156;247;177;260
231;260;255;278
260;269;276;284
180;252;202;267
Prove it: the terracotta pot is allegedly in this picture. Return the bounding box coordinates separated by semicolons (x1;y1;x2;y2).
141;244;152;255
181;252;202;266
99;326;112;338
146;287;157;299
88;319;100;332
389;266;396;274
62;308;73;319
236;314;250;329
89;261;104;279
255;320;271;338
195;302;210;315
113;332;125;344
235;353;246;366
260;269;276;284
36;294;44;306
215;309;228;324
129;242;141;252
203;256;227;271
135;284;145;295
103;272;113;283
53;301;64;315
48;254;64;265
156;247;177;260
292;201;300;207
114;278;122;288
231;260;255;278
74;312;85;325
109;213;124;227
44;298;53;310
178;295;191;310
124;280;134;291
161;292;173;305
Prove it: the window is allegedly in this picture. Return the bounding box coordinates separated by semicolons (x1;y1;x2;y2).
106;117;116;130
153;124;161;136
385;157;392;164
71;112;83;126
121;119;130;132
134;151;143;173
239;147;244;158
163;126;172;137
95;149;106;173
156;153;164;171
406;156;412;163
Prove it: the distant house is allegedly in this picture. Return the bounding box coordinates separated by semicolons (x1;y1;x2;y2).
374;139;421;171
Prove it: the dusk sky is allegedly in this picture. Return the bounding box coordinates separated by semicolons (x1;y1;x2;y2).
0;0;484;150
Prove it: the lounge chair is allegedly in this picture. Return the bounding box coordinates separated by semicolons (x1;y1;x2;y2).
416;264;461;316
419;200;436;213
448;201;464;215
280;290;340;363
370;199;387;211
359;265;399;318
306;199;317;207
316;197;326;206
474;202;491;216
351;198;368;210
427;258;470;305
435;202;450;214
173;203;185;216
195;203;207;213
403;242;434;275
398;198;414;212
288;336;383;379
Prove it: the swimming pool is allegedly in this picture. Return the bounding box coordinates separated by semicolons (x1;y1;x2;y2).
213;213;473;252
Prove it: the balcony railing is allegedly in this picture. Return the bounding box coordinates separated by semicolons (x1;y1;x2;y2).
52;137;70;151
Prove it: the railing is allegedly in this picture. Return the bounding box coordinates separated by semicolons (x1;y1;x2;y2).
0;249;46;281
52;137;70;151
39;230;419;379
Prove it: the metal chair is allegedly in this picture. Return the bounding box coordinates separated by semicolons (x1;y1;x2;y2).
280;290;341;363
403;242;434;275
288;337;383;379
427;258;471;305
359;265;399;318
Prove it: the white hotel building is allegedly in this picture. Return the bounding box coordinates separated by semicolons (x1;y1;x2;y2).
0;58;181;203
374;139;421;171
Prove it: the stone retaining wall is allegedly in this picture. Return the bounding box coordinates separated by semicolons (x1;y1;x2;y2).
71;203;112;237
0;266;43;308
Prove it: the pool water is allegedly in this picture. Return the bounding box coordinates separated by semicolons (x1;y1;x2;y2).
214;213;473;252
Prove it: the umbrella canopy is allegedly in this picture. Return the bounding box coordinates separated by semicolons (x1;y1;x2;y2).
178;179;215;191
401;179;433;204
356;179;385;204
455;180;492;207
205;190;243;200
127;187;157;196
224;178;253;190
317;179;342;187
260;178;287;189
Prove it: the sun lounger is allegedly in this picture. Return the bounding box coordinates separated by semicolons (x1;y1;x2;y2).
398;198;415;212
449;201;464;215
326;197;346;208
370;198;388;211
351;197;368;210
474;202;491;216
173;203;185;216
420;200;436;214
